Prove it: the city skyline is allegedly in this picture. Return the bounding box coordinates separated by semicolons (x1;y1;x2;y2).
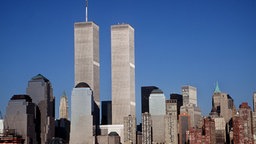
0;0;256;121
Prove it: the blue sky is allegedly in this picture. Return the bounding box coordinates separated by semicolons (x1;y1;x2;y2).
0;0;256;121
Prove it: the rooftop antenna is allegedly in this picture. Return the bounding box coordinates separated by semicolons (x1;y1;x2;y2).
85;0;88;22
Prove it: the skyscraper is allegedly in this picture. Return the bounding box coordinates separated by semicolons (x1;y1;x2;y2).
111;24;135;125
59;91;68;119
212;83;235;123
142;112;152;144
74;20;100;126
233;102;254;143
101;101;112;125
182;85;197;106
124;115;136;144
165;100;178;144
70;82;94;144
149;88;166;143
4;95;39;144
26;74;55;144
141;86;159;113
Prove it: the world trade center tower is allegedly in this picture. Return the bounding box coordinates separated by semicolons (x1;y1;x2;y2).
74;21;100;125
111;24;135;125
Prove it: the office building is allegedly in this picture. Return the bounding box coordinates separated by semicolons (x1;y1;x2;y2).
233;102;254;144
101;101;112;125
59;91;68;119
165;100;178;144
149;89;166;115
124;115;136;144
149;88;166;143
170;93;183;119
179;112;190;144
182;85;197;106
111;24;135;125
4;95;39;144
180;103;202;128
55;118;70;143
212;83;235;123
141;86;158;113
74;21;100;126
70;82;94;144
142;112;152;144
26;74;55;144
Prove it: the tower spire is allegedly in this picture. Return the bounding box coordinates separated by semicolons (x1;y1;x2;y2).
85;0;88;22
214;81;221;93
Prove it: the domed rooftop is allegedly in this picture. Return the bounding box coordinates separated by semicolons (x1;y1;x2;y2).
108;131;119;136
75;82;90;88
151;88;163;94
31;74;49;82
11;95;32;102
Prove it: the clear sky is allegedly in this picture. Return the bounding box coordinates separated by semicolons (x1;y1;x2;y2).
0;0;256;121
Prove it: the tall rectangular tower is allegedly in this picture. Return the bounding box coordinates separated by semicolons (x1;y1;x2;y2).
74;22;100;125
111;24;135;125
182;85;197;106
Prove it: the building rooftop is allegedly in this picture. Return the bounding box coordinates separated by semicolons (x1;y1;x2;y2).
151;88;163;94
75;82;90;88
10;95;32;102
31;74;49;82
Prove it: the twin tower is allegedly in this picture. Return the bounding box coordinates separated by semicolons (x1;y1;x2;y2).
71;21;135;143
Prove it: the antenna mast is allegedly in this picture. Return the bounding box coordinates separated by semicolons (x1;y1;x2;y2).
85;0;88;22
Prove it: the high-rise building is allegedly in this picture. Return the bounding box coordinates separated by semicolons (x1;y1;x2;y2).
165;100;178;144
124;115;136;144
70;82;94;144
179;112;190;144
4;95;39;144
149;88;166;143
141;86;158;113
55;118;70;143
180;103;202;128
214;117;226;143
182;85;197;106
111;24;135;125
233;102;254;144
142;112;152;144
26;74;55;144
74;21;100;126
170;93;183;119
101;101;112;125
59;91;68;119
212;83;235;123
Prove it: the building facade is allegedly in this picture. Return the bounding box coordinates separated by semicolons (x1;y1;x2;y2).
59;91;69;119
4;95;38;144
74;21;100;126
233;102;254;144
70;82;94;144
26;74;55;144
165;100;178;144
111;24;135;125
142;112;152;144
124;115;136;144
141;86;159;114
182;85;197;106
101;101;112;125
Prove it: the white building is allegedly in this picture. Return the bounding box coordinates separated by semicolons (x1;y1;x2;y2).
111;24;135;125
70;82;94;144
182;85;197;106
